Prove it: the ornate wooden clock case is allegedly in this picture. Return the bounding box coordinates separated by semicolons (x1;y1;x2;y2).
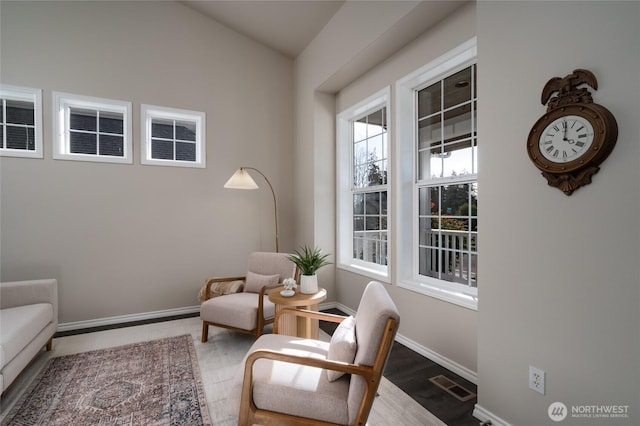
526;69;618;195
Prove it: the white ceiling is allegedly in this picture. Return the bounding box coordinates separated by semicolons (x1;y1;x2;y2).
181;0;345;58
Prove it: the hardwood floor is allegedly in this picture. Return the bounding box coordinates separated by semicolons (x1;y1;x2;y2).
320;309;478;426
53;310;478;425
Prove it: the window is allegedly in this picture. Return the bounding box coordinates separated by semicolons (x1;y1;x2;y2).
337;88;390;279
53;92;132;163
0;85;42;158
141;105;205;168
396;38;478;309
417;65;478;287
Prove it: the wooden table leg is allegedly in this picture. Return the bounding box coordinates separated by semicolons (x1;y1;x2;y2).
275;304;297;337
297;304;319;339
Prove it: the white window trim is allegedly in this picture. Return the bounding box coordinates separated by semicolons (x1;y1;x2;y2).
52;91;132;164
336;86;391;282
395;37;478;310
0;84;43;158
141;104;206;168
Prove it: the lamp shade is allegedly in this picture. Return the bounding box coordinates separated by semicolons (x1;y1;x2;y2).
224;168;259;190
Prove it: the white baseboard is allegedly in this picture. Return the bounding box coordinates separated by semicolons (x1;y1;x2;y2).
395;332;478;385
335;302;357;316
336;303;477;385
473;405;513;426
318;301;337;311
59;303;338;333
57;306;201;332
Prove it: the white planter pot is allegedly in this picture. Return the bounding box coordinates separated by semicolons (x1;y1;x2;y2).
300;274;318;294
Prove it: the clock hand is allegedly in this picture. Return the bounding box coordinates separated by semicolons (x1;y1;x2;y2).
563;120;568;141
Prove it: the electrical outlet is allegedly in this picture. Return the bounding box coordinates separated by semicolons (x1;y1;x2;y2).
529;366;545;395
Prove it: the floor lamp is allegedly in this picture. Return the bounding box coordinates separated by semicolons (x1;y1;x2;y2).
224;167;279;252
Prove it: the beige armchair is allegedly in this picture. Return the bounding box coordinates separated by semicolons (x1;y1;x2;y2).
228;281;400;425
200;252;298;343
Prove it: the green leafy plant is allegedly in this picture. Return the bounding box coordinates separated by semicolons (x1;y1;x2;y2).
288;245;331;276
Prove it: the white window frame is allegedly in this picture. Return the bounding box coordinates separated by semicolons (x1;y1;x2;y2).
336;87;390;281
141;104;206;168
53;92;132;164
0;85;43;158
395;37;478;310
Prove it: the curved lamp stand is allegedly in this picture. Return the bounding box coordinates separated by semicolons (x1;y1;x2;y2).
224;167;279;252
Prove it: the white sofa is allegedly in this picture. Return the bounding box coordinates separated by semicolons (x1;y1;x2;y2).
0;279;58;393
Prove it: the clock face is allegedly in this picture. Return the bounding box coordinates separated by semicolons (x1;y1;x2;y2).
538;115;594;163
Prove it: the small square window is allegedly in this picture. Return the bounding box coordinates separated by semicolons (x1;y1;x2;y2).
53;92;132;164
141;105;205;168
0;85;43;158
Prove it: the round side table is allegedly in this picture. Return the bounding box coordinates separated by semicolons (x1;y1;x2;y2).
268;286;327;338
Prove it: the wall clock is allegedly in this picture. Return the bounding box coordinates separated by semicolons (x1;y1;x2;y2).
526;69;618;195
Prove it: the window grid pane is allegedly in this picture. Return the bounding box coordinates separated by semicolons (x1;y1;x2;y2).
69;108;124;157
1;98;36;151
418;183;477;287
353;189;388;266
416;64;478;288
353;107;388;188
150;118;198;162
418;64;477;180
351;106;388;267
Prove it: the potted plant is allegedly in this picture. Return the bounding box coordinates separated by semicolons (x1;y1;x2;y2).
288;245;331;294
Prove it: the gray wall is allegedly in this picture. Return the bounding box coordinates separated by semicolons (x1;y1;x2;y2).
294;1;639;424
293;0;476;378
0;1;295;324
333;3;478;377
476;1;639;425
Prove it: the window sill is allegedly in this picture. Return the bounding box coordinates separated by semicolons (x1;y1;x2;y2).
337;262;390;284
398;279;477;311
140;158;205;168
52;153;132;164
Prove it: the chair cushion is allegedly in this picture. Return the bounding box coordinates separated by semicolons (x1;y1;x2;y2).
200;293;274;331
326;316;357;382
228;334;350;425
244;271;280;293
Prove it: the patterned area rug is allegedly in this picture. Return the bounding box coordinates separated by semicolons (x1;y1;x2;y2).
2;335;211;426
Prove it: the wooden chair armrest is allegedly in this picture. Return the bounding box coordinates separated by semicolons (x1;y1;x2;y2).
245;349;372;379
203;276;246;300
275;308;347;330
258;282;282;297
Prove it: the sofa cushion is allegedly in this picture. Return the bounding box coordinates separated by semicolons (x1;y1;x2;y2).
200;292;274;331
0;303;53;369
228;334;350;424
326;316;357;382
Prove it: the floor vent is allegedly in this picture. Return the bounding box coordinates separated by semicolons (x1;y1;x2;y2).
429;375;476;402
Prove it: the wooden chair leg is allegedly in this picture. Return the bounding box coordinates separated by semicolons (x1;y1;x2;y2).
201;322;209;343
